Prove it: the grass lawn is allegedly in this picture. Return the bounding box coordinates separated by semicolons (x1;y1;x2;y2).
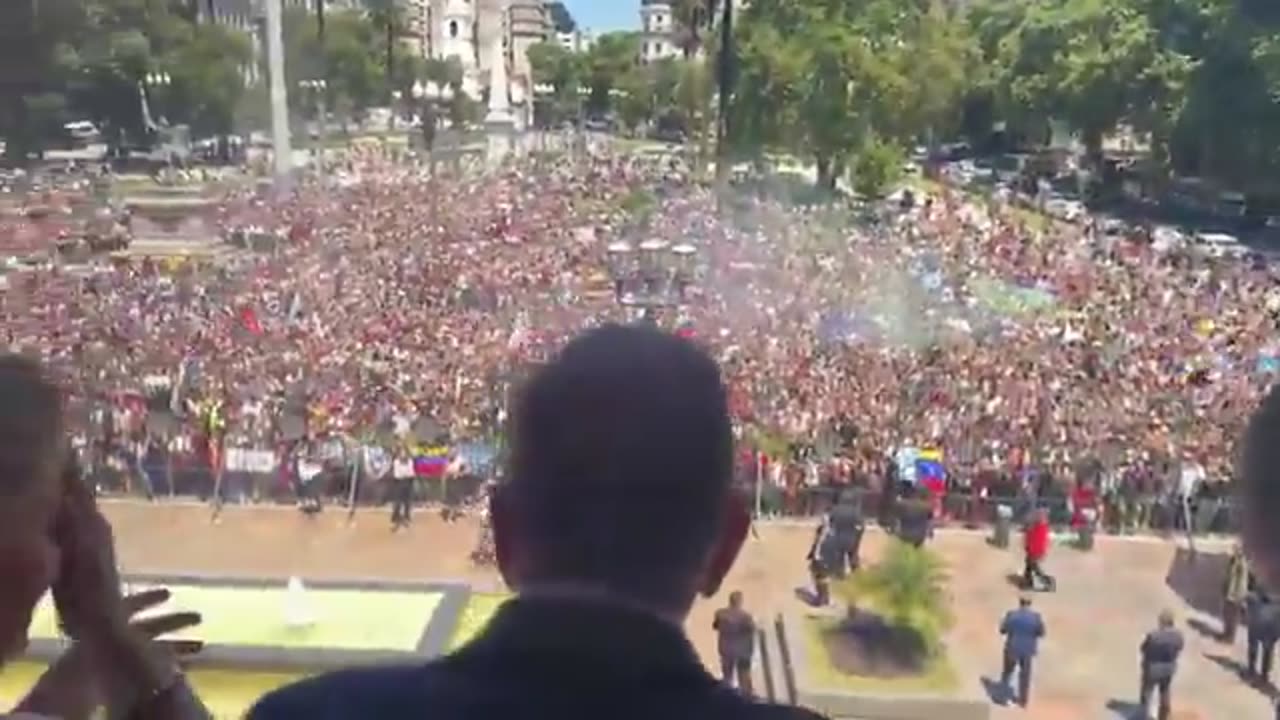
800;615;958;693
446;593;509;651
0;660;307;719
28;584;443;652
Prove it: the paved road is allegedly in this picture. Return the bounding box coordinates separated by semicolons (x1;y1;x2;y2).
98;502;1270;719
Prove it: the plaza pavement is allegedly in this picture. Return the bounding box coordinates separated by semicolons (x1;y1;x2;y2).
101;501;1273;719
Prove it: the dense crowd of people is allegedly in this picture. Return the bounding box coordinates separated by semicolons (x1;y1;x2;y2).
0;144;1271;531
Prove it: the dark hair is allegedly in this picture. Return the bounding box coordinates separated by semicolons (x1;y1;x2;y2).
0;355;65;496
505;324;734;611
1241;384;1280;589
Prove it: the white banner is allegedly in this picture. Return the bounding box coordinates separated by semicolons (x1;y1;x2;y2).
224;447;277;474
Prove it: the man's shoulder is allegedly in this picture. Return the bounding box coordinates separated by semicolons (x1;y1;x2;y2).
247;661;463;719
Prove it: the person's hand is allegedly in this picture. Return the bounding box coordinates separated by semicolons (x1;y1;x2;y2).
16;588;202;720
51;465;125;642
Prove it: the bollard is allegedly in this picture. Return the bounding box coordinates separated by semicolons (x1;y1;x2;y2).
993;503;1012;548
1078;508;1098;551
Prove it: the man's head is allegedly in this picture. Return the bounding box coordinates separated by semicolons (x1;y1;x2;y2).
1158;610;1175;629
1240;384;1280;592
492;324;747;618
0;355;67;662
1018;595;1032;609
729;590;743;609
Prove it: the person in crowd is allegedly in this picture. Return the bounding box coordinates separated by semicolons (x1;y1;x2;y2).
1247;589;1280;684
248;325;828;719
828;490;865;573
389;448;415;531
713;590;756;697
806;517;833;606
1139;610;1184;720
896;484;933;548
0;355;210;720
998;594;1044;707
1223;542;1251;643
1022;509;1055;591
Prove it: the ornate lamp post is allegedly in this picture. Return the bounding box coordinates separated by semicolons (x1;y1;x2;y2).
533;83;555;152
575;84;590;156
299;79;328;171
606;238;698;324
143;72;173;173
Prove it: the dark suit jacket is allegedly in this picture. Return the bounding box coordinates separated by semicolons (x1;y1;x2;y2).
1140;627;1184;681
249;594;828;720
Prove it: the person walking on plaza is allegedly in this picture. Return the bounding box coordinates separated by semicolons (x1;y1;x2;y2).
998;595;1045;707
1139;610;1184;720
1224;543;1251;643
1023;509;1055;591
1247;589;1280;684
713;591;756;697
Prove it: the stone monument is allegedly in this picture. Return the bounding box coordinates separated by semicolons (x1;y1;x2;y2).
264;0;292;180
484;37;516;169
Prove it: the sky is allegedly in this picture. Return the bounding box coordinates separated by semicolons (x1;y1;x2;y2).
564;0;639;32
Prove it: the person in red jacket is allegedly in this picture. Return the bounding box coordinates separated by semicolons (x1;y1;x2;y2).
1023;509;1056;591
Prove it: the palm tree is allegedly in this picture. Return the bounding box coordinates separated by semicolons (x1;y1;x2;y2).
837;539;952;653
672;0;717;58
363;0;404;96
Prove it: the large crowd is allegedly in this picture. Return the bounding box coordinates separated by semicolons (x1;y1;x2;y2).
0;144;1271;529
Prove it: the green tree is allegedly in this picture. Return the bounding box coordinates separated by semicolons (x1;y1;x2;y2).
528;39;584;125
166;23;252;138
837;540;951;654
849;134;906;198
582;32;642;115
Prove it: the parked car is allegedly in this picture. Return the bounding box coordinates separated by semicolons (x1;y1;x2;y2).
1193;231;1247;259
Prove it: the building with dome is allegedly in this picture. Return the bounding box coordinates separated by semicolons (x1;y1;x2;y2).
640;0;679;64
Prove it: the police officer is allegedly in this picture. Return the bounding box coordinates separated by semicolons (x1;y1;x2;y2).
712;591;756;697
1139;610;1184;720
390;448;416;531
1247;589;1280;683
998;595;1045;707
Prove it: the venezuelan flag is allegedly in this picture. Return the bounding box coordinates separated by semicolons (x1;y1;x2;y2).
412;445;452;478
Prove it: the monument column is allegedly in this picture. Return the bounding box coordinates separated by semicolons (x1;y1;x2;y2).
484;37;516;170
264;0;292;179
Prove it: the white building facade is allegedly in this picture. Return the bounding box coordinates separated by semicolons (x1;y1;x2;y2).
640;0;679;63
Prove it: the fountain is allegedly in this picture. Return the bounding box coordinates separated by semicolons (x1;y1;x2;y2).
283;575;317;629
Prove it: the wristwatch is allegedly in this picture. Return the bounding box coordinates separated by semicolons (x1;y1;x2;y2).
125;664;186;720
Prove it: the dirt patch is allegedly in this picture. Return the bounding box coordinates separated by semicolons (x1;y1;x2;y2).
819;609;930;679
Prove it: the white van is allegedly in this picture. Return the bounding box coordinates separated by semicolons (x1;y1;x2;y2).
1194;232;1247;259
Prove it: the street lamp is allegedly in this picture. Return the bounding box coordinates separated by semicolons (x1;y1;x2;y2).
533;83;555;152
144;72;171;123
414;80;453;216
606;238;698;323
299;79;328;167
575;84;590;155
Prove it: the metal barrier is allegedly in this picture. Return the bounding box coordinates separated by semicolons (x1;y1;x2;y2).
749;484;1237;536
95;461;1237;537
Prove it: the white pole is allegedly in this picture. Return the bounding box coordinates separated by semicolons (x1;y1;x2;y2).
754;449;764;519
264;0;292;180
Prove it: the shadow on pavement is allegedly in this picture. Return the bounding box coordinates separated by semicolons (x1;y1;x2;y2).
1104;698;1144;719
980;676;1010;706
1204;651;1251;680
1165;547;1228;618
1185;616;1223;642
793;586;821;607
